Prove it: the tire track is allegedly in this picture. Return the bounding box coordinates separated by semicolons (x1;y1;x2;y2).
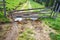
4;22;19;40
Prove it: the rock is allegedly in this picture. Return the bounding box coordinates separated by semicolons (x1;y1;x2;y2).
30;18;38;20
14;18;23;22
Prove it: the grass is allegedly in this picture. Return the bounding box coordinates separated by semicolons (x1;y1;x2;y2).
29;0;45;12
30;0;45;8
18;28;35;40
0;12;10;23
38;14;60;40
50;32;60;40
39;17;60;33
6;0;27;10
21;2;29;9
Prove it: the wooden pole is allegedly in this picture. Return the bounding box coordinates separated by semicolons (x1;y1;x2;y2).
3;0;6;17
50;0;56;18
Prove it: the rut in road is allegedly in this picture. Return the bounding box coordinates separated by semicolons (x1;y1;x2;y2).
4;22;20;40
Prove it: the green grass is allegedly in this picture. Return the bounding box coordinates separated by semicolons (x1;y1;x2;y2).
29;0;45;12
30;0;45;8
6;0;27;10
18;28;35;40
0;12;10;23
50;32;60;40
39;17;60;33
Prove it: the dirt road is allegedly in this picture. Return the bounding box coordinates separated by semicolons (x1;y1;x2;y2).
4;20;56;40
